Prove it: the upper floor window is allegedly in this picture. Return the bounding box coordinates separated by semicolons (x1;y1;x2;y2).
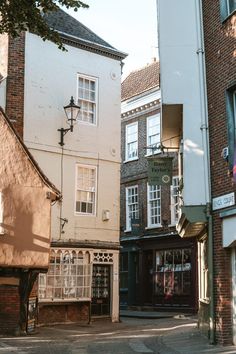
170;176;180;225
126;185;139;231
220;0;236;21
147;184;161;227
125;122;138;161
226;86;236;169
146;114;161;156
76;165;96;215
77;74;97;124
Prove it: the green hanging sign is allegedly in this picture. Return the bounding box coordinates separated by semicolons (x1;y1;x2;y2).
148;157;173;186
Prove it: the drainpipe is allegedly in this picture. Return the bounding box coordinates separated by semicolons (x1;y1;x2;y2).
195;0;215;344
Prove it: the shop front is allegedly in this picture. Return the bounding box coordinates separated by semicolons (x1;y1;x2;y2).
120;235;197;311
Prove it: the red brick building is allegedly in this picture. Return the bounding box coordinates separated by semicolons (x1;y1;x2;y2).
202;0;236;345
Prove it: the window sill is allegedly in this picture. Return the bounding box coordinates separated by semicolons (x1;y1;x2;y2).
145;152;161;158
123;157;139;164
75;212;96;217
199;298;210;305
145;225;162;230
124;229;131;233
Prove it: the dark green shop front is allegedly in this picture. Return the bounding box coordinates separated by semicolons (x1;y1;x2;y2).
120;235;197;311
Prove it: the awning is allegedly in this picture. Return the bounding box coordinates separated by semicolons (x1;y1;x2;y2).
161;104;182;149
176;205;207;238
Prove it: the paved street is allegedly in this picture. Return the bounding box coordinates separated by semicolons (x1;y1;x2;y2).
1;315;236;354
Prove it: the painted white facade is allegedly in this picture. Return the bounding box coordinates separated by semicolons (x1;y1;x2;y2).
157;0;210;207
23;32;123;321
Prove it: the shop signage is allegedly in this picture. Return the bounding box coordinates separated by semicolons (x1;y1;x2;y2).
131;218;142;236
26;296;37;334
148;157;173;186
212;192;235;211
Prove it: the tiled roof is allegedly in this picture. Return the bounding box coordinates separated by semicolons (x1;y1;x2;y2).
43;8;114;49
121;60;160;101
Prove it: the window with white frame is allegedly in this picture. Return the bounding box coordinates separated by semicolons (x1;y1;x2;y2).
170;176;180;225
126;186;139;231
199;239;209;301
38;249;92;302
76;165;96;215
147;184;161;227
77;74;97;124
125;122;138;161
220;0;236;21
146;114;161;155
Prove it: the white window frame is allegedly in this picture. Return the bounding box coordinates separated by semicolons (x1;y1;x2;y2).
77;73;98;125
198;239;209;303
147;184;161;228
38;249;92;302
75;164;97;216
126;185;139;231
170;176;180;225
146;114;161;156
125;122;138;162
220;0;236;21
227;0;236;14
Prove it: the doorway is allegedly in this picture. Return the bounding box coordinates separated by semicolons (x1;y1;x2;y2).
91;264;110;316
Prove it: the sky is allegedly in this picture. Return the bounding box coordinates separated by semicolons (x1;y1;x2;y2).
66;0;158;79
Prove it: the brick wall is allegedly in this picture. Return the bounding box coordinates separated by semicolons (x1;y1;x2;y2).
202;0;236;345
120;108;178;234
0;285;20;335
38;302;90;325
5;33;25;138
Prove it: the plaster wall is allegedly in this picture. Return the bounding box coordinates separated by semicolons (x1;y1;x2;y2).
23;33;121;244
0;113;52;268
157;0;209;206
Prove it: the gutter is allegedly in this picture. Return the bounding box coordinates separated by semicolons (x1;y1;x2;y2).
195;0;215;344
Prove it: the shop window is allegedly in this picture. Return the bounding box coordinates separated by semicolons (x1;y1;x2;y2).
154;248;192;298
199;239;209;302
38;249;92;302
120;253;128;289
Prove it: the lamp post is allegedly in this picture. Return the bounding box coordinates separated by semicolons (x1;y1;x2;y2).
58;96;80;146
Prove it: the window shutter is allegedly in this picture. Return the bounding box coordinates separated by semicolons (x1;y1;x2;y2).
220;0;228;22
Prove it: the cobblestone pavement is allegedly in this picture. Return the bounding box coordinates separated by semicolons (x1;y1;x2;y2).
0;316;236;353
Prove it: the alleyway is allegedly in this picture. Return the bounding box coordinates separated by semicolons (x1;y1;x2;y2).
0;315;236;354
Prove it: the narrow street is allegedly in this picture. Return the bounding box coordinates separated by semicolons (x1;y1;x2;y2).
0;316;235;354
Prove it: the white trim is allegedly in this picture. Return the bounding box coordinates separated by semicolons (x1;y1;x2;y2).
125;122;138;162
123;157;139;164
147;183;161;228
146;114;161;156
76;73;98;126
125;185;139;231
75;163;97;216
232;248;236;344
170;176;179;225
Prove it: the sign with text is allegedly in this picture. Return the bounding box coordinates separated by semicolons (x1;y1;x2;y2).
131;218;142;236
212;192;235;211
148;157;173;186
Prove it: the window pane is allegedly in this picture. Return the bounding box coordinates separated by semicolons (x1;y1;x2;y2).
76;166;96;214
78;75;96;124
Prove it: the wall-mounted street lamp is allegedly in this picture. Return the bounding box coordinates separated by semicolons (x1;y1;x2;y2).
58;96;80;146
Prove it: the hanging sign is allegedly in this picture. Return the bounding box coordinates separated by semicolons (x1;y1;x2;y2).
131;218;142;236
148;157;173;186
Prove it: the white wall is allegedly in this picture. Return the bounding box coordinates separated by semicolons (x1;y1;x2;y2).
24;33;121;243
157;0;209;206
